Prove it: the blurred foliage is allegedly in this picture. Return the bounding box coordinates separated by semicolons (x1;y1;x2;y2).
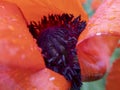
80;0;120;90
81;0;103;17
82;0;94;17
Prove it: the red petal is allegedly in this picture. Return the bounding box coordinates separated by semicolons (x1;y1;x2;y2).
4;0;88;22
0;65;70;90
76;0;120;81
106;59;120;90
0;1;45;70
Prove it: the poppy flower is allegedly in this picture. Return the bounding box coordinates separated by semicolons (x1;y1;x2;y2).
0;0;120;90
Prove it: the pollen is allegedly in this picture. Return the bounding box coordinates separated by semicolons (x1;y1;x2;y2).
28;13;86;90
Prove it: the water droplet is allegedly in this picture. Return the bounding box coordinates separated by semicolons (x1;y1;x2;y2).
49;77;55;81
9;48;19;56
18;34;22;38
96;32;102;36
8;25;14;31
0;5;5;9
21;54;26;59
11;17;17;22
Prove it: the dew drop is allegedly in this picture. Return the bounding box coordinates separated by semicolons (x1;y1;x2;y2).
18;34;22;38
49;77;55;81
0;5;5;9
21;54;26;60
96;32;102;36
8;25;14;31
11;16;17;22
9;48;19;56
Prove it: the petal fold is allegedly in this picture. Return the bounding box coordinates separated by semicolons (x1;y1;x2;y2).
76;0;120;81
0;1;45;70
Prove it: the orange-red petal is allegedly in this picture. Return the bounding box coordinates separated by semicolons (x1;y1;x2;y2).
4;0;88;22
106;59;120;90
0;1;45;70
91;0;103;11
0;65;70;90
76;0;120;81
80;0;87;4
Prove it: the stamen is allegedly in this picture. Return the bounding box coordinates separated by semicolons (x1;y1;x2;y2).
28;13;86;90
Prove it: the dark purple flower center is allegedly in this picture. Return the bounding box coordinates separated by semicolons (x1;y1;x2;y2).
28;13;86;90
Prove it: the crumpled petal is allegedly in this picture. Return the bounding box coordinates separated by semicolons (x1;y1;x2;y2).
106;59;120;90
76;0;120;81
0;1;45;70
